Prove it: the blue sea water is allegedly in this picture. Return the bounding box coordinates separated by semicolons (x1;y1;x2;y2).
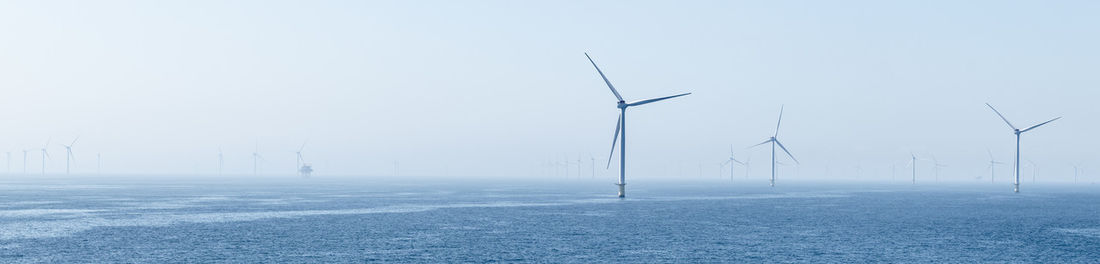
0;177;1098;263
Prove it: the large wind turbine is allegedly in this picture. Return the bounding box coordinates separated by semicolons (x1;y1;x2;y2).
61;137;78;175
750;106;798;187
40;139;50;176
586;53;691;198
720;145;745;181
987;149;1004;183
985;103;1060;193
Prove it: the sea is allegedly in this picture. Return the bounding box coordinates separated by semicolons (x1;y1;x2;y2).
0;176;1098;263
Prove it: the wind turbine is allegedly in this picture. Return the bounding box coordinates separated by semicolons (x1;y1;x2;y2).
590;155;596;179
295;142;307;176
1072;163;1082;184
586;53;691;198
720;145;745;181
22;149;28;175
985;103;1060;193
750;106;798;187
930;155;946;182
987;149;1005;184
40;138;50;176
218;147;224;177
906;153;917;184
1026;159;1037;183
743;154;752;180
61;137;78;175
252;143;263;176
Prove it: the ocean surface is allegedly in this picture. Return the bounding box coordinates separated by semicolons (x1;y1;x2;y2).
1;177;1098;263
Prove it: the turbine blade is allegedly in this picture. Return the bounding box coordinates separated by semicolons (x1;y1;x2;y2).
298;141;307;152
605;113;622;169
987;149;994;160
748;139;773;148
774;105;784;137
70;136;79;147
721;160;731;166
625;93;691;107
1020;117;1061;133
985;103;1017;130
775;140;798;164
732;158;745;165
584;53;624;102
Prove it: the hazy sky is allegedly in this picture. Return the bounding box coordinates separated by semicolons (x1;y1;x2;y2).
1;1;1098;182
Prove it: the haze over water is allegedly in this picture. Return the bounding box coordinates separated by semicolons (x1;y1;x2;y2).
0;175;1097;262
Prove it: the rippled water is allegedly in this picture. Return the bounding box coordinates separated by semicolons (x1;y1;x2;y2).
0;177;1097;263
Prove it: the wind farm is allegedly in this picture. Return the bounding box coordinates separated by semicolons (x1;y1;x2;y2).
2;1;1098;262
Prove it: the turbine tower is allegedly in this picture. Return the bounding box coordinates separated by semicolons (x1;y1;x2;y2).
720;145;745;181
1026;159;1037;183
295;142;306;176
252;143;263;176
930;155;946;182
61;137;78;175
987;149;1004;184
750;106;798;187
586;53;691;198
218;147;224;177
40;138;50;176
1072;163;1082;184
22;149;28;175
906;153;917;184
985;103;1060;193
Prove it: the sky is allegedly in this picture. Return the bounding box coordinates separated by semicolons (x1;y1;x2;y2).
0;0;1098;183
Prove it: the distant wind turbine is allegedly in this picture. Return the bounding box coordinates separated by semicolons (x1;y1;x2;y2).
22;149;28;175
906;153;917;184
986;103;1060;193
1072;163;1082;184
720;145;745;181
61;137;78;175
252;143;263;176
587;53;691;198
218;147;224;177
931;155;946;182
1026;159;1037;183
40;138;50;176
750;106;798;187
987;149;1005;184
590;155;596;179
295;142;307;176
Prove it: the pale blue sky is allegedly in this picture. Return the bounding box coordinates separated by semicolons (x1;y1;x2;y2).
1;1;1097;182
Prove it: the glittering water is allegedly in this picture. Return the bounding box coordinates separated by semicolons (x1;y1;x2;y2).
0;177;1097;263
